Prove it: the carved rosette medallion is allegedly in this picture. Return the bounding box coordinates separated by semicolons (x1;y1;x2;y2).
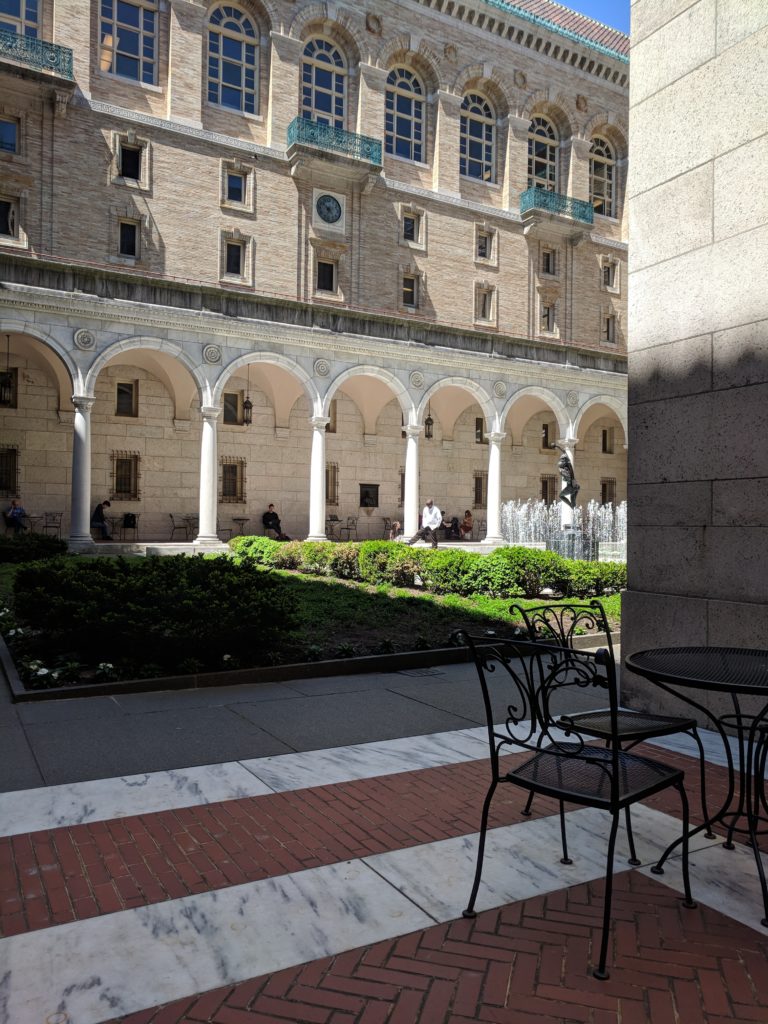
365;13;382;35
513;70;527;89
493;380;508;399
73;329;95;351
314;358;330;377
566;390;579;408
576;94;588;112
409;371;424;389
203;345;221;364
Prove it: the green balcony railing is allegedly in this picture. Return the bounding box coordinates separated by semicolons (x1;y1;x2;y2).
287;117;382;166
520;187;594;225
0;28;73;80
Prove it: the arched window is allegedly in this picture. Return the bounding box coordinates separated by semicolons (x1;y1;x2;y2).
527;116;558;191
0;0;38;36
301;38;346;129
460;93;495;182
385;67;424;162
207;6;258;114
590;136;615;217
100;0;158;84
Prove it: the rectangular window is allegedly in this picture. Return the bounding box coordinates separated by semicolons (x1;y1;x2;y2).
601;427;615;454
119;144;142;180
541;304;555;333
603;314;616;343
475;286;494;321
402;214;418;242
111;452;140;501
541;474;558;505
101;0;157;85
223;391;242;425
601;478;617;505
359;483;379;508
399;467;405;505
227;172;245;203
326;461;339;506
475;417;487;444
0;199;18;238
0;446;19;498
225;241;243;276
541;422;552;450
602;261;616;288
115;381;138;417
316;260;336;292
402;274;417;308
542;248;555;275
118;220;138;257
0;119;18;154
476;230;492;260
325;398;337;433
473;471;488;508
220;457;246;502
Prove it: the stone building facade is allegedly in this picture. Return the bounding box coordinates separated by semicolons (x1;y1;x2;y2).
0;0;629;545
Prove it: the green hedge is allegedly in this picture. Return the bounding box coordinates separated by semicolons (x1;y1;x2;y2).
233;537;626;599
0;533;68;564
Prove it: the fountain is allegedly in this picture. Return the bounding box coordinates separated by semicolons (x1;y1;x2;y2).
500;499;627;562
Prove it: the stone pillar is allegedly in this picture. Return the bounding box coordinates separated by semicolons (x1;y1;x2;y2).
357;63;387;138
557;438;578;530
568;137;592;202
432;91;462;196
194;406;220;546
166;0;205;126
504;115;530;209
403;425;422;537
484;431;506;544
308;415;330;541
69;396;95;548
268;33;303;148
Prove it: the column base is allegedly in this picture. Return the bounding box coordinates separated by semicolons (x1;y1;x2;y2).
306;533;328;542
67;535;96;552
192;536;228;550
482;534;506;547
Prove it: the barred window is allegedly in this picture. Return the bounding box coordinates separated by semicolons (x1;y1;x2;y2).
541;474;558;505
0;446;19;498
111;451;140;501
385;67;424;162
326;461;339;505
207;6;258;115
100;0;158;85
601;478;617;505
473;471;488;508
220;456;245;502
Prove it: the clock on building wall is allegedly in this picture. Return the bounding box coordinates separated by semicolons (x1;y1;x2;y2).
315;193;342;224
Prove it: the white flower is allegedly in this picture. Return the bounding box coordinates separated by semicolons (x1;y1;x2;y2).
97;662;114;671
222;654;232;662
35;667;50;677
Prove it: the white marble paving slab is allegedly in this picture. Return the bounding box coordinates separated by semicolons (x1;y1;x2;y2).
363;805;719;922
647;727;744;768
0;762;272;839
1;858;434;1024
241;725;490;792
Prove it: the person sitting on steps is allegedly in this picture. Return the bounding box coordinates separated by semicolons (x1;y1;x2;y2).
407;498;443;549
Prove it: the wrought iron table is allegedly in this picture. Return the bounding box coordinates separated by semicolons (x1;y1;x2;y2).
625;646;768;925
231;517;250;535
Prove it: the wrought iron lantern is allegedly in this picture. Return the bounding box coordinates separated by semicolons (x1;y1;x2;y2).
0;335;12;407
424;402;433;440
243;362;253;426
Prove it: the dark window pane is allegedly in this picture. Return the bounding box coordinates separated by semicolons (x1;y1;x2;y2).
226;243;242;275
119;221;137;256
117;1;140;27
0;200;14;236
115;53;139;79
120;145;141;179
316;261;335;291
116;382;136;416
223;392;239;424
0;120;17;153
227;173;244;202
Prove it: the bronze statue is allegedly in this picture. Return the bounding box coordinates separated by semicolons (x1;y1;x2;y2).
552;443;580;509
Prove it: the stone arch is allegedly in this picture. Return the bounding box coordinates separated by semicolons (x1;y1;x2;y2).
518;88;577;137
501;385;570;441
417;377;495;435
377;36;444;92
204;0;275;34
324;365;413;434
573;394;627;440
582;114;628;160
453;63;512;117
289;4;365;65
0;320;78;400
216;352;319;426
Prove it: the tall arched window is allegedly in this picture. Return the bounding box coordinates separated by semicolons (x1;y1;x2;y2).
385;68;424;162
0;0;38;36
301;38;346;129
460;93;495;182
590;136;615;217
100;0;158;84
207;7;258;114
527;116;558;191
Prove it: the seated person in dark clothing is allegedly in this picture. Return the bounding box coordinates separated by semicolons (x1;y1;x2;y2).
5;499;27;534
262;504;290;540
446;516;461;540
91;500;111;539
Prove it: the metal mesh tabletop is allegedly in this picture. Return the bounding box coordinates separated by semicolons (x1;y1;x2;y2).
626;647;768;695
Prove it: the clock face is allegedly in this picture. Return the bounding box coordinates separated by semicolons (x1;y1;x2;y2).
316;194;342;224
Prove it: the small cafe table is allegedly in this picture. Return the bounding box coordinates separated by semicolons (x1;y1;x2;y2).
625;646;768;926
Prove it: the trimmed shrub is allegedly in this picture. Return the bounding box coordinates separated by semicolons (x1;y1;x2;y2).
416;549;484;596
475;547;566;598
268;540;304;570
329;542;361;580
358;541;420;588
298;541;335;575
229;535;280;565
0;533;68;564
561;559;627;597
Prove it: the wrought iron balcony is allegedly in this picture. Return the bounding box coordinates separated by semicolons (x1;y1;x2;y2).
0;28;74;80
287;117;382;167
520;187;594;225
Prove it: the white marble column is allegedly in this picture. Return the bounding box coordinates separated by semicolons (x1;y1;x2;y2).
69;395;95;548
403;424;422;537
484;431;506;545
558;437;578;530
194;406;220;546
307;415;330;541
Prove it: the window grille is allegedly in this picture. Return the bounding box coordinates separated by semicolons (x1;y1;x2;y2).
111;451;140;501
541;474;558;505
326;461;339;505
0;446;19;498
220;456;246;503
473;471;488;507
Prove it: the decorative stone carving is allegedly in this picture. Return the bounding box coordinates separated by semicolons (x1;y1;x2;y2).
576;94;588;112
409;370;424;389
513;69;527;89
365;13;382;35
314;358;330;377
566;390;579;407
493;380;508;398
203;344;221;364
73;329;95;350
443;43;457;60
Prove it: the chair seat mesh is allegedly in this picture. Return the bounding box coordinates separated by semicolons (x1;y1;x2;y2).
559;710;697;742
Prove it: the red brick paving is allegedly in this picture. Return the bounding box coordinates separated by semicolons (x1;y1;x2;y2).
105;872;768;1024
0;746;734;939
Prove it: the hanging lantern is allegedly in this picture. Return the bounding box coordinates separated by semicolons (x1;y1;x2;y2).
424;403;434;440
243;362;253;426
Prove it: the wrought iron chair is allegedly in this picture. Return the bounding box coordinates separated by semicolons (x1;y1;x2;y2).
510;600;712;855
168;513;187;541
42;511;63;537
338;516;358;541
454;631;695;979
326;514;341;540
382;517;392;539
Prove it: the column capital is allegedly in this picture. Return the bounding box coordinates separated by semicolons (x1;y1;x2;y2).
200;405;221;421
557;436;578;450
405;424;423;439
310;415;330;429
72;394;95;412
487;431;507;445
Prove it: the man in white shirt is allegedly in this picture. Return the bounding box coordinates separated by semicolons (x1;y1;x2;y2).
407;498;443;548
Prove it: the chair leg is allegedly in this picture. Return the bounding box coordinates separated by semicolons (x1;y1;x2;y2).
521;791;534;817
624;807;641;865
689;726;715;838
676;781;697;911
463;780;497;918
559;801;572;865
593;811;621;980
